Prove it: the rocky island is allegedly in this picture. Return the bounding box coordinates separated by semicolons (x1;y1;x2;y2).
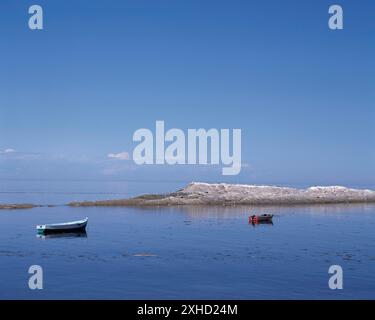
69;182;375;207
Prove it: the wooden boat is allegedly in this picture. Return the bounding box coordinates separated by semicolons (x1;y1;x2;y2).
249;214;273;224
36;217;88;234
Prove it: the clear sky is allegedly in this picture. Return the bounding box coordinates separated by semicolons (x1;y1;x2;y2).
1;0;374;186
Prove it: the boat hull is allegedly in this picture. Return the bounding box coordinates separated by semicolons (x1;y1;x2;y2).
36;218;88;234
38;225;87;234
248;214;273;224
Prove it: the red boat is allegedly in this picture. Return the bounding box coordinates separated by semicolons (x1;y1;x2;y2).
248;214;273;224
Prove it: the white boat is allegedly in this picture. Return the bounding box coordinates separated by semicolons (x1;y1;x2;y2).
36;217;88;234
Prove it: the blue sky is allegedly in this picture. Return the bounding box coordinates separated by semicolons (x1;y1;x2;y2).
0;0;374;186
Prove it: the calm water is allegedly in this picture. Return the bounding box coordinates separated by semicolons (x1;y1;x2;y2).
0;180;375;299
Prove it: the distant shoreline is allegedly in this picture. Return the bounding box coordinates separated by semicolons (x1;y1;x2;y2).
0;204;37;209
2;182;375;209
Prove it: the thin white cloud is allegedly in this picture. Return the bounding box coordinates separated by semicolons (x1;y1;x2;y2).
1;148;16;154
0;148;46;160
107;151;130;160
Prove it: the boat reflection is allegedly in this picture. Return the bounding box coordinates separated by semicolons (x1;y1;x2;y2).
36;231;87;239
249;220;274;227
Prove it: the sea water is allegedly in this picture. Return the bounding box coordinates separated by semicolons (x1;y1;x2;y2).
0;180;374;299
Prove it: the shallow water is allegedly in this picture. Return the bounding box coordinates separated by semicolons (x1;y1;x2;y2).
0;181;375;299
